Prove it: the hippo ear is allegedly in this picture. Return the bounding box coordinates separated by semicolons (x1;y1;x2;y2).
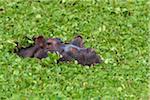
70;35;84;47
75;35;83;39
34;36;45;44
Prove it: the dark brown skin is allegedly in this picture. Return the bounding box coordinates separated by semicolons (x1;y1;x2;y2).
32;36;49;59
46;38;64;53
16;45;39;57
58;46;102;66
76;49;102;66
70;35;84;47
46;35;84;52
15;36;47;58
46;37;102;66
33;48;48;59
15;35;102;66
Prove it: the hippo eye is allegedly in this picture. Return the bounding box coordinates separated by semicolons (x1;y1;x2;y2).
55;38;63;43
47;42;52;45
